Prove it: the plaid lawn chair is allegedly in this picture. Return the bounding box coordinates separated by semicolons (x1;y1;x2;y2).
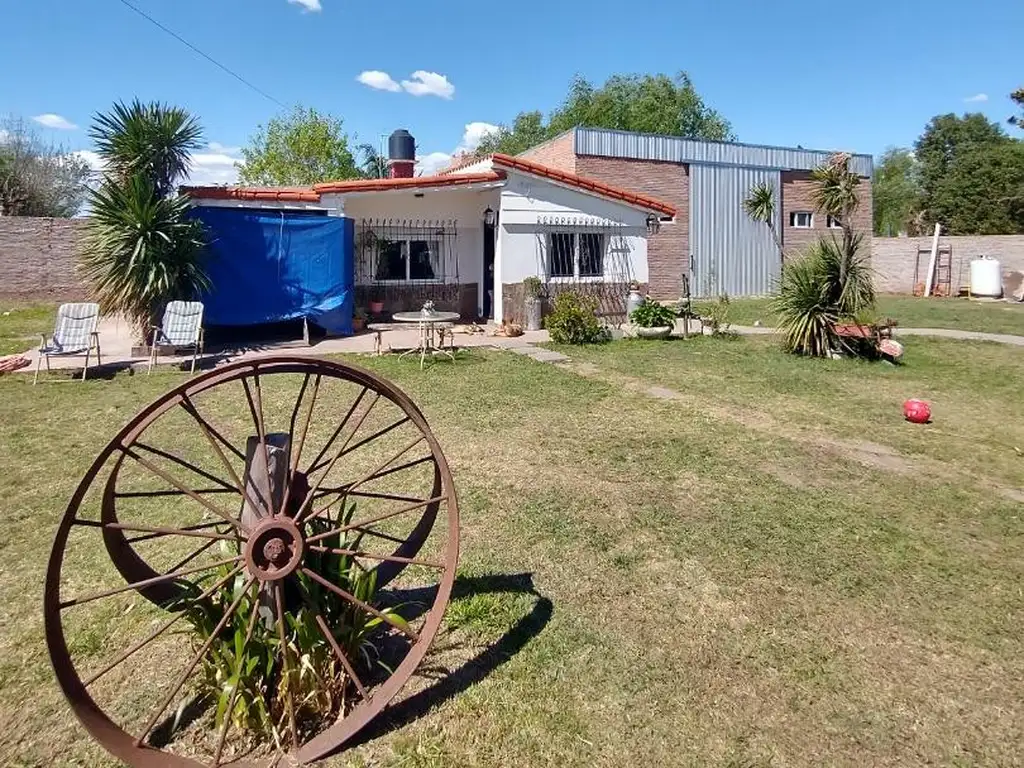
148;301;205;375
35;302;102;384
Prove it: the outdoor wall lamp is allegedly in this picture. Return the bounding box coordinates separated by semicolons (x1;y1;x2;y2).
646;214;661;235
483;207;496;226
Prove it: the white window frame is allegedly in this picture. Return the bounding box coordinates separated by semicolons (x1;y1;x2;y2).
374;236;444;283
546;231;607;282
826;215;843;229
790;211;814;229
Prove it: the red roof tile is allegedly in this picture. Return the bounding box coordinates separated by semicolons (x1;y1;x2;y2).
181;186;321;203
490;153;677;217
313;171;505;193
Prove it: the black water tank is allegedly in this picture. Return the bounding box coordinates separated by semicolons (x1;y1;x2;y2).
388;129;416;161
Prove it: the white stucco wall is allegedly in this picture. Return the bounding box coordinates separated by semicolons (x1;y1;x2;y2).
494;172;651;321
187;197;338;213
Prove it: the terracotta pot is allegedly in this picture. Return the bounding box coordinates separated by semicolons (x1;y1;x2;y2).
369;300;384;314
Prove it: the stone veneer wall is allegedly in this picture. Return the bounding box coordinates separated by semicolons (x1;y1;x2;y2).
355;283;478;320
501;280;647;326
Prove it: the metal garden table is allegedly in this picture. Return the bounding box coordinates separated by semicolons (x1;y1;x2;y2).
391;310;460;369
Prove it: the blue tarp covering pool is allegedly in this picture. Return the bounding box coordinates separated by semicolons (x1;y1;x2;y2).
191;207;354;335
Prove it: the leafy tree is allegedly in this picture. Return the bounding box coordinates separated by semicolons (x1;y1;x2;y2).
79;102;209;340
872;147;922;236
476;72;733;156
914;113;1009;227
0;116;91;217
238;106;359;185
1011;87;1024;129
89;100;203;198
931;141;1024;234
357;143;388;179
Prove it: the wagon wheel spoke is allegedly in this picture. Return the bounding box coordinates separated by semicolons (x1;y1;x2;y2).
81;564;246;688
306;545;445;570
135;575;257;747
163;536;222;574
241;372;274;517
123;520;233;544
274;582;299;751
300;567;419;642
312;455;435;500
133;442;238;494
308;416;412;475
213;580;261;767
119;445;245;532
305;387;369;478
301;437;426;527
278;372;320;519
180;394;269;518
294;391;381;524
306;495;446;546
114;487;239;499
296;585;369;701
60;555;243;608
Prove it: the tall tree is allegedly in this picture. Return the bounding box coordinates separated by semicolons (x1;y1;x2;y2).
1010;87;1024;129
475;72;732;157
930;142;1024;234
872;147;922;236
79;102;209;339
238;106;359;186
0;116;91;217
914;113;1009;227
356;143;388;179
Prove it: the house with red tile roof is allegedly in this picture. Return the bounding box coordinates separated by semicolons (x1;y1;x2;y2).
184;134;674;327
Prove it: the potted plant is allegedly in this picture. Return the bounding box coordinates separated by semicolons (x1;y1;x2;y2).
522;276;544;332
353;307;367;332
368;290;384;315
626;280;644;318
629;297;676;339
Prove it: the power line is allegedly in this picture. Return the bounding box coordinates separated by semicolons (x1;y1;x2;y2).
113;0;287;109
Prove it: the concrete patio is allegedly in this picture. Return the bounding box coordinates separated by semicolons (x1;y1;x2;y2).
13;315;551;377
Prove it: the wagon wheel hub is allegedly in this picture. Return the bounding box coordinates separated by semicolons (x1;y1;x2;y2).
246;517;304;582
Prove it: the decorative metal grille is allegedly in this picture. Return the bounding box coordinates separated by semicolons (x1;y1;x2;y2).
535;218;637;323
354;218;462;307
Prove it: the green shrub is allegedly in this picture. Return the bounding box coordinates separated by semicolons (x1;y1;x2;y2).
522;276;544;299
629;297;676;328
545;292;607;344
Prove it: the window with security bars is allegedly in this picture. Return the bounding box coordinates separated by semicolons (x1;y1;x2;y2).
372;237;443;282
546;232;605;279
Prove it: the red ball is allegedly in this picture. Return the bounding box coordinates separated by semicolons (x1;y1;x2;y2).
903;399;931;424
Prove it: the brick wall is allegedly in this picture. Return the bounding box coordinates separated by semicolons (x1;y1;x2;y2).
517;132;577;174
781;171;873;258
574;156;689;300
871;235;1024;295
0;217;89;301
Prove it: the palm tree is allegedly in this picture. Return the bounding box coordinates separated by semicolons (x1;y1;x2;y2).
90;100;203;197
742;181;784;262
80;101;208;340
357;143;389;179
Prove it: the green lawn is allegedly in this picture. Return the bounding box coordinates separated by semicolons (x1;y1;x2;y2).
1;338;1022;767
0;302;56;356
694;295;1024;335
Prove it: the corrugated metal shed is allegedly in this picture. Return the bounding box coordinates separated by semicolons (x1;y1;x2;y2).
575;127;873;178
689;165;782;298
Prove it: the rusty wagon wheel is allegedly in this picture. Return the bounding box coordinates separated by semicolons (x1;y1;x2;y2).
44;357;459;767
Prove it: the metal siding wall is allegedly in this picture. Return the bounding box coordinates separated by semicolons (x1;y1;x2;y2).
690;165;781;298
575;128;873;177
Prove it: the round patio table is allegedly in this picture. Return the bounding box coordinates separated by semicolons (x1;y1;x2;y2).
392;310;460;369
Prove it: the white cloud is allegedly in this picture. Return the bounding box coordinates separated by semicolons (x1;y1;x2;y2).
414;121;501;176
207;141;241;155
357;70;402;92
0;129;9;143
287;0;322;11
401;71;455;100
33;113;78;130
415;151;454;177
964;93;988;103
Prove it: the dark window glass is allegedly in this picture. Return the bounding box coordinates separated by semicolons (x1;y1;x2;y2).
548;233;574;278
409;240;439;280
375;239;405;281
579;233;604;277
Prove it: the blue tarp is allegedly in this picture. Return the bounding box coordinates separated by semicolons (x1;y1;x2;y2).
191;207;354;335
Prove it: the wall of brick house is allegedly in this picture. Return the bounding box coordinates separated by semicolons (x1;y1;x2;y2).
573;156;689;301
516;132;577;174
501;280;645;326
871;235;1024;295
780;171;873;257
0;217;90;301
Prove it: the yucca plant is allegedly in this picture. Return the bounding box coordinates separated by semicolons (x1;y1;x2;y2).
771;247;838;357
79;174;209;339
742;180;784;262
90;100;203;198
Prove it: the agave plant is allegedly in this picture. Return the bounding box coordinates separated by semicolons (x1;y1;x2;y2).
90;100;203;197
79;175;209;338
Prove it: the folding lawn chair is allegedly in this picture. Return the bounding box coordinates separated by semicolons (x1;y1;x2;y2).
35;302;102;384
148;301;205;375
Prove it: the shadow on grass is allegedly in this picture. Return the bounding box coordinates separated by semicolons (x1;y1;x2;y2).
347;572;553;749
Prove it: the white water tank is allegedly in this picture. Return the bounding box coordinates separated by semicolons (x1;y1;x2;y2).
970;256;1002;298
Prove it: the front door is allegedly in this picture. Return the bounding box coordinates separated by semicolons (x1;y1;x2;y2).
482;221;496;320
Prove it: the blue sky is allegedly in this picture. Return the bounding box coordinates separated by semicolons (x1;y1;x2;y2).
3;0;1022;185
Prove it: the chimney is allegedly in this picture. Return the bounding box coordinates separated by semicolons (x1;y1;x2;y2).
387;129;416;179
